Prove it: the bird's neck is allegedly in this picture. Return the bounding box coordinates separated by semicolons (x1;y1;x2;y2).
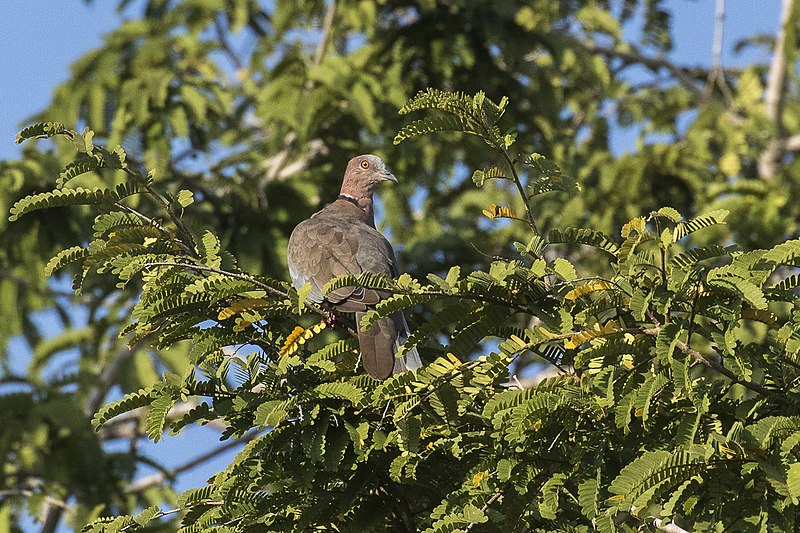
339;179;373;199
336;193;375;226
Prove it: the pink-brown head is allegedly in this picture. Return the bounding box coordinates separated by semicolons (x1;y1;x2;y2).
339;154;397;199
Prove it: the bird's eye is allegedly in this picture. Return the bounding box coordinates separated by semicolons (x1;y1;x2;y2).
360;160;370;169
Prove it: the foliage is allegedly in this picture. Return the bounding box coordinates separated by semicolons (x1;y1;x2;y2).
6;84;800;532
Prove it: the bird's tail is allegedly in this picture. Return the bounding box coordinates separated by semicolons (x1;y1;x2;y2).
355;311;422;380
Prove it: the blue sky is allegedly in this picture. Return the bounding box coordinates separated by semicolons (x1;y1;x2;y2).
0;0;784;527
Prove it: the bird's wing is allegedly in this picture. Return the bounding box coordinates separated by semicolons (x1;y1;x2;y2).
287;210;395;312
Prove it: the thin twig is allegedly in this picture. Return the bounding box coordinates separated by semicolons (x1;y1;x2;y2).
641;327;779;399
122;167;199;257
465;491;503;531
684;279;702;347
214;14;243;70
141;261;358;337
0;490;72;514
502;151;540;235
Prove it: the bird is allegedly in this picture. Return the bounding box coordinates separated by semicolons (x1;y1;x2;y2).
286;154;423;380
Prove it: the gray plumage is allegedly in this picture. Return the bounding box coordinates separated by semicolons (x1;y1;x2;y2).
287;155;422;379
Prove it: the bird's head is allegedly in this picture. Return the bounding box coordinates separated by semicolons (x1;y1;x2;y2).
340;154;397;198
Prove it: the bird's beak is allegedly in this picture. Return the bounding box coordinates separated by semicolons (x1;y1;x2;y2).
381;169;398;183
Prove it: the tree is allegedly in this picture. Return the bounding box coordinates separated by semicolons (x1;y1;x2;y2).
2;1;800;531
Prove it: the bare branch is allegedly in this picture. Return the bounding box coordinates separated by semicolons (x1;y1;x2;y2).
214;14;244;70
465;491;502;531
711;0;725;72
653;518;691;533
312;0;338;66
784;134;800;152
705;0;734;102
758;0;794;180
126;431;261;493
571;40;709;102
260;135;329;183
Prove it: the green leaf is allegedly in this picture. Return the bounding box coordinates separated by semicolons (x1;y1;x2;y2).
57;158;101;188
539;473;566;520
523;153;579;195
9;181;143;222
653;206;682;222
788;463;800;504
551;257;577;281
471;165;508;186
44;245;89;276
199;230;221;268
92;388;155;429
15;121;68;143
310;382;365;404
548;227;620;256
578;470;600;519
294;282;313;314
670;245;737;270
706;269;767;310
672;209;729;241
393;115;471;144
146;391;178;442
133;506;160;526
323;272;396;295
177;189;195;207
398;88;474;115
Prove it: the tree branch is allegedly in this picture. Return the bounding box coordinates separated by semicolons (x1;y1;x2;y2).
312;0;338;66
141;262;358;338
97;402;228;441
502;152;540;235
653;518;691;533
572;40;710;103
642;327;778;399
705;0;734;103
465;491;502;531
260;135;329;183
783;134;800;152
214;14;243;70
0;490;72;513
126;431;260;493
757;0;794;180
711;0;725;73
